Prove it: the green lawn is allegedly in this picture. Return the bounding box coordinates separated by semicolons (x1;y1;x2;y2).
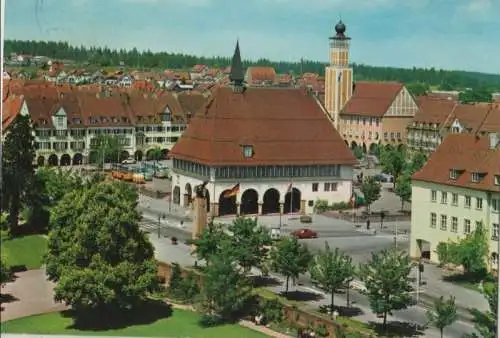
0;309;268;338
2;235;48;270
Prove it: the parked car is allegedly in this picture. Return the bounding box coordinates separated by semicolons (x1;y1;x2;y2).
291;228;318;239
122;157;136;164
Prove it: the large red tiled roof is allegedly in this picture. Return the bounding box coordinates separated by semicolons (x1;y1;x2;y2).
443;102;492;133
478;103;500;133
412;133;500;192
246;67;277;83
412;96;458;125
170;86;357;166
2;95;24;132
176;92;209;116
341;81;404;117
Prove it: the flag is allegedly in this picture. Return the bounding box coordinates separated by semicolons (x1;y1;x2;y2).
349;192;357;207
223;183;240;198
287;181;293;193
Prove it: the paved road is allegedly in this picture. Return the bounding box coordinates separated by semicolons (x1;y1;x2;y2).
146;229;476;338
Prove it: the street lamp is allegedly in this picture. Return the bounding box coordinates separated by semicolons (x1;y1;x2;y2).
380;209;386;229
157;213;166;238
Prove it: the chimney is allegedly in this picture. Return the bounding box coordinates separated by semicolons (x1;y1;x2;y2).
489;133;500;150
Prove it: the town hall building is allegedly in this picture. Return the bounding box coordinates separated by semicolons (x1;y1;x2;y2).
169;40;358;217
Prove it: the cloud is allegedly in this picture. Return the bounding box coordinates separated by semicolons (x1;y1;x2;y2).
455;0;498;22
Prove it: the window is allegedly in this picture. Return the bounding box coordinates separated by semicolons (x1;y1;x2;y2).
384;132;388;139
495;175;500;186
451;193;458;206
472;172;480;182
493;199;499;212
242;145;253;158
451;217;458;232
449;169;458;180
465;195;471;208
476;197;483;210
430;213;437;228
493;224;499;240
324;183;338;192
464;219;471;234
440;215;447;230
396;132;401;139
431;190;437;202
312;183;319;192
441;191;448;204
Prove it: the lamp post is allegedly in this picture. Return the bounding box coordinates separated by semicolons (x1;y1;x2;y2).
380;209;386;229
157;213;165;238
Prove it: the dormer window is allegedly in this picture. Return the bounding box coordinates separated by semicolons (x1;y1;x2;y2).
242;145;254;158
472;172;480;183
449;169;458;180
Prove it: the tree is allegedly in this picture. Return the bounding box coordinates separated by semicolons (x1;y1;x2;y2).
90;134;125;166
270;236;312;294
426;296;458;338
359;176;381;213
1;254;10;286
191;222;231;265
407;152;427;175
352;146;364;160
309;243;355;312
394;173;412;211
359;248;414;329
380;147;406;188
45;181;159;315
167;263;184;299
198;245;251;324
406;82;429;97
179;271;200;304
466;283;497;338
438;222;489;279
228;217;271;273
2;115;36;234
148;146;163;162
459;88;493;104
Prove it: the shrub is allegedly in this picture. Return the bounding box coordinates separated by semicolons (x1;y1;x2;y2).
260;298;284;324
179;271;200;304
314;199;330;213
331;202;350;210
167;263;184;299
300;215;312;223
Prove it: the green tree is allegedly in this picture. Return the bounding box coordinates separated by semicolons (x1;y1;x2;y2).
394;173;412;211
359;248;414;329
198;245;251;324
309;243;355;312
1;254;10;285
270;236;312;294
45;181;159;315
439;222;489;279
2;115;36;234
459;88;493;104
352;146;364;159
360;176;381;213
228;217;271;273
466;283;497;338
90;134;125;166
167;263;184;299
406;82;429;97
191;222;231;265
179;271;200;304
380;147;406;188
407;152;427;175
426;296;458;338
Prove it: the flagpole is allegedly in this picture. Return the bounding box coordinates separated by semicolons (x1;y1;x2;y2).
290;178;293;214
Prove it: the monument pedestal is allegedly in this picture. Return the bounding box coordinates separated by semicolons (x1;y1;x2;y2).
192;196;208;252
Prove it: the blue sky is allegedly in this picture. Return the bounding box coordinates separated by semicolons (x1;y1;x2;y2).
4;0;500;73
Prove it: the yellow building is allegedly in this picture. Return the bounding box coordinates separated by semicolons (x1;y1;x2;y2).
410;133;500;270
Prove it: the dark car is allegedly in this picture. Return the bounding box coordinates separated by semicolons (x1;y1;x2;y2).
292;228;318;239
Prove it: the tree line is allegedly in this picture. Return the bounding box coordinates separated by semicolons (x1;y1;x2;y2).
5;39;500;92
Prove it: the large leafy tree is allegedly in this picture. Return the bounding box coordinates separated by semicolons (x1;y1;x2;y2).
270;236;312;294
309;243;355;311
426;296;458;338
380;147;406;188
466;283;497;338
394;173;412;211
2;115;36;233
359;248;414;329
228;217;271;273
45;181;159;314
360;176;381;213
90;134;125;165
191;222;231;265
198;243;251;324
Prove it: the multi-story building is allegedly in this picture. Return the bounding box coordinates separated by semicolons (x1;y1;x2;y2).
169;41;358;216
410;133;500;270
2;87;208;166
323;21;418;152
407;98;500;154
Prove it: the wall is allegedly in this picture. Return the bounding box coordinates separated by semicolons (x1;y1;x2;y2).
411;180;500;268
171;170;353;215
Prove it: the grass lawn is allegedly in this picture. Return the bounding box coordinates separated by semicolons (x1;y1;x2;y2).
0;309;268;338
2;235;48;270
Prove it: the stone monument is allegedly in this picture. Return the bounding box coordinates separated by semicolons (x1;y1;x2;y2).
192;182;209;248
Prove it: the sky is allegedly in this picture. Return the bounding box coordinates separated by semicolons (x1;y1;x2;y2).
4;0;500;74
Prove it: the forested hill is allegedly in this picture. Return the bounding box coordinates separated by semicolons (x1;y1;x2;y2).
5;39;500;91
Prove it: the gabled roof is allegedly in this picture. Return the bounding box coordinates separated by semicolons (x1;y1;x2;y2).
176;92;209;116
443;103;492;133
412;133;500;192
479;103;500;133
170;86;357;166
341;81;404;117
2;95;24;132
246;67;277;83
412;96;457;125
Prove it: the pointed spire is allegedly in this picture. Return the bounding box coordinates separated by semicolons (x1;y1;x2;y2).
230;40;244;87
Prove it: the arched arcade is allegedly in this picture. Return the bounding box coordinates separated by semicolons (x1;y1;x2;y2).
240;189;258;215
262;188;280;215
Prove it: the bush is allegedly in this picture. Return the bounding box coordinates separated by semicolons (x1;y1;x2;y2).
260;298;284;324
179;271;200;304
314;199;329;213
300;215;312;223
199;314;223;327
331;202;350;210
167;263;184;299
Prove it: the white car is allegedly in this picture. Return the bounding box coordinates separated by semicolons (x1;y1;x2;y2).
121;158;136;164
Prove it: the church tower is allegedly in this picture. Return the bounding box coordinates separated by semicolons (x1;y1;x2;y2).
324;20;353;130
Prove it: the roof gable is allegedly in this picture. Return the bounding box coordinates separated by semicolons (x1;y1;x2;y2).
341;81;404;117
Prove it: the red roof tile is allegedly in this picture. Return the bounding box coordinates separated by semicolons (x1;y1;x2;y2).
341;82;403;117
443;103;492;133
246;67;277;84
170;86;357;166
2;95;24;132
412;133;500;192
412;96;458;125
479;103;500;133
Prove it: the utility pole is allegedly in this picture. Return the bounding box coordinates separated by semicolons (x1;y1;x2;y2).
157;213;165;238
